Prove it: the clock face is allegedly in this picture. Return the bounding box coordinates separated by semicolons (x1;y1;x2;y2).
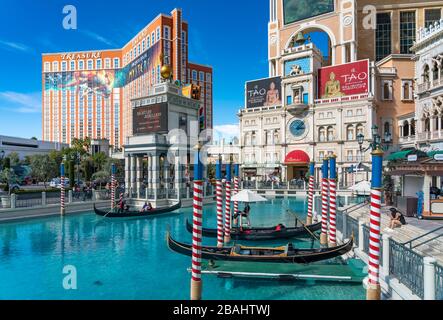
289;119;306;137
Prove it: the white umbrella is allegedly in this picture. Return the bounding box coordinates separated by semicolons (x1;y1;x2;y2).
230;189;267;203
348;180;371;195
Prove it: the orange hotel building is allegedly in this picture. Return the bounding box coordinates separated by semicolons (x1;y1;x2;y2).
41;8;212;148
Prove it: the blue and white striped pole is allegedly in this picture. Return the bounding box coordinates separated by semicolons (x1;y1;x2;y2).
320;157;329;246
367;148;384;300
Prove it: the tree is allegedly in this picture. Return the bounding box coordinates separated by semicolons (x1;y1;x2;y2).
207;163;216;180
30;137;38;140
92;170;110;188
0;168;19;194
29;155;58;189
8;152;20;166
92;151;107;172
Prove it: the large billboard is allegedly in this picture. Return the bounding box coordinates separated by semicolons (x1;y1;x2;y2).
44;42;161;97
245;76;282;109
283;0;334;25
318;60;369;99
132;103;168;135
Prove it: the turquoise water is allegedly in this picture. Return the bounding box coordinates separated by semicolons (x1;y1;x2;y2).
0;199;365;300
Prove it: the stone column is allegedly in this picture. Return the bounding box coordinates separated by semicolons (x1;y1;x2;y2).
125;154;131;194
164;157;170;198
382;234;391;279
175;154;184;199
152;154;159;200
130;155;136;196
136;156;142;198
423;257;436;300
423;174;431;215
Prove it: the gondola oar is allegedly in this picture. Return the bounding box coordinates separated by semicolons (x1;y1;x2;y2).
286;209;320;241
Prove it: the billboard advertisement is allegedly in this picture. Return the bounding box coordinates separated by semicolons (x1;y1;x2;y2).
44;42;161;97
245;76;282;109
132;103;168;135
318;59;369;99
283;0;334;25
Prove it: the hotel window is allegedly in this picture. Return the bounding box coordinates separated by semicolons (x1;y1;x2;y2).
156;27;160;42
87;59;93;70
346;110;353;117
400;11;416;54
347;125;354;140
319;151;325;161
96;59;102;69
245;120;249;126
251;132;257;145
266;118;270;124
251;120;256;125
141;40;145;52
356;109;363;116
319;112;324;119
105;58;111;69
113;58;120;69
326;112;332;118
199;71;204;82
401;80;413;100
44;62;50;72
192;70;197;81
425;9;441;28
147;36;150;47
151;32;155;44
327;126;334;141
356;124;364;136
376;13;392;61
52;61;59;72
61;61;67;71
70;61;75;71
347;150;353;161
78;60;84;70
319;127;326;142
164;26;170;40
273;117;277;123
381;80;393;100
206;73;211;82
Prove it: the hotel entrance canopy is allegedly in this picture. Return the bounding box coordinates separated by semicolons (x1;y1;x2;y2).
284;150;310;165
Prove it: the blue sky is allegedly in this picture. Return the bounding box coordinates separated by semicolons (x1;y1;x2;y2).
0;0;328;141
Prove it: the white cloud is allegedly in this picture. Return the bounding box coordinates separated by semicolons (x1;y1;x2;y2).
0;40;32;53
0;92;41;113
213;124;239;142
81;30;117;47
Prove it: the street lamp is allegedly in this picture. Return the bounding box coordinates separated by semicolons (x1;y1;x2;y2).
384;131;392;144
357;133;365;151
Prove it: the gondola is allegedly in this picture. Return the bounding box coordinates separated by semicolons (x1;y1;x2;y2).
94;201;181;218
185;219;321;240
167;232;354;264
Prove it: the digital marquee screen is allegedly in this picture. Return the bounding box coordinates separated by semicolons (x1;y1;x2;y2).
283;0;334;25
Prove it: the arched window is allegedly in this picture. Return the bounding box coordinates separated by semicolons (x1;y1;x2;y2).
384;122;390;135
319;127;326;142
356;123;364;136
423;64;430;84
403;120;409;137
425;118;430;132
347;125;354;140
411;119;416;136
266;131;272;144
274;130;279;144
327;126;334;141
433;62;439;81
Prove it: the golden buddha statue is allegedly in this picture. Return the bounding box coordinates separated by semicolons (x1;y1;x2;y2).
322;72;343;99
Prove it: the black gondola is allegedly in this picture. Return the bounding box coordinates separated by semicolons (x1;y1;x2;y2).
185;219;321;240
167;232;354;264
94;201;181;218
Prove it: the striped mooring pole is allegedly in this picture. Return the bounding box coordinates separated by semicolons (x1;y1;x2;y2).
319;157;329;246
233;164;240;227
223;158;232;244
306;161;315;225
328;154;337;246
60;163;65;215
367;148;384;300
111;163;116;210
190;143;204;300
215;155;224;248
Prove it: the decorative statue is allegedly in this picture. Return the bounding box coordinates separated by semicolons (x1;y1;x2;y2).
289;64;303;76
322;72;344;99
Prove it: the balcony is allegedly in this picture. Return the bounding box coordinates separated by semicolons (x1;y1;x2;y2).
416;130;443;142
399;135;416;145
416;79;443;94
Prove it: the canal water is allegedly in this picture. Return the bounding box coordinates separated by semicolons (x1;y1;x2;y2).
0;198;365;299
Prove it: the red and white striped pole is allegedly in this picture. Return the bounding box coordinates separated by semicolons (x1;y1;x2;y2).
367;148;384;300
320;157;329;246
60;163;65;215
111;163;116;210
215;155;224;247
190;143;204;300
233;164;239;227
306;161;315;225
328;155;337;246
223;159;232;244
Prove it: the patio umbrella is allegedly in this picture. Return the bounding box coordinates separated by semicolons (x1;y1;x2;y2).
348;180;371;195
230;189;267;203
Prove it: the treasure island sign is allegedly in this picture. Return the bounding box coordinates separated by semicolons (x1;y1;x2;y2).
133;103;168;135
318;59;369;99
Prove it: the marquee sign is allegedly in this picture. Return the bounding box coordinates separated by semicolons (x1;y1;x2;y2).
132;102;168;135
318;59;369;99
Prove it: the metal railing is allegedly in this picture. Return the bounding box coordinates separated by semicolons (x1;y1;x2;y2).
436;263;443;300
362;224;383;266
389;238;424;299
336;209;343;232
402;225;443;250
15;198;43;208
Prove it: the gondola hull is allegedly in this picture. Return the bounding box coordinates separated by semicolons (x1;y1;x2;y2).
167;233;354;264
94;201;181;218
185;219;321;240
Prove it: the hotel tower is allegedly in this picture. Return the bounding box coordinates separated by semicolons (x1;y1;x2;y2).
42;8;212;148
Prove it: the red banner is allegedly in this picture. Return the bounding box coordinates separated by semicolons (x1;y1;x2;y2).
318;60;369;99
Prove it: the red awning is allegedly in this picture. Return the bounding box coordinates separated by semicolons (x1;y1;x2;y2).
284;150;310;165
